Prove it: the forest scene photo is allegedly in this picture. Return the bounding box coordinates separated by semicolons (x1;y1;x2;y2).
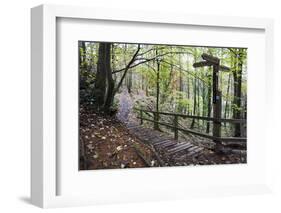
79;41;247;170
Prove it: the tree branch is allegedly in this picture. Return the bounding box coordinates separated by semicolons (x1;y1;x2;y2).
161;60;210;86
113;45;141;94
112;51;190;74
228;48;238;55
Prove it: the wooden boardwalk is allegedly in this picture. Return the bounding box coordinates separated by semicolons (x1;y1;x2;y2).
125;122;206;166
116;91;246;167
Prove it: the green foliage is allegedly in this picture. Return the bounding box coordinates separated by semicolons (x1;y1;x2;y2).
79;42;247;122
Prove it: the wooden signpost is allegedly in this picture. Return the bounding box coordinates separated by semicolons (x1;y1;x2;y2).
193;53;230;152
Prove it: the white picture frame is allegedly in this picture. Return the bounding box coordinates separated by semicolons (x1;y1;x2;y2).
31;4;274;208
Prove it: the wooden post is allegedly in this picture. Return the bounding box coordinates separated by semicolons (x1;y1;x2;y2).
193;53;229;153
153;112;159;130
174;115;178;140
213;91;222;139
140;109;143;125
213;63;222;151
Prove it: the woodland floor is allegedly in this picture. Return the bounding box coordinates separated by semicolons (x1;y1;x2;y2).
79;105;161;170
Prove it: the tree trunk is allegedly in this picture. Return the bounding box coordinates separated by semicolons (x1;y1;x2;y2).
190;78;197;129
94;42;112;111
127;70;132;93
232;49;243;137
79;41;86;70
155;49;160;130
224;73;231;120
190;50;198;129
178;54;184;113
197;78;200;128
104;49;115;113
187;74;190;115
206;73;212;133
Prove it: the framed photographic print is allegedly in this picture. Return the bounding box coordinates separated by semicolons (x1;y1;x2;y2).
31;4;274;208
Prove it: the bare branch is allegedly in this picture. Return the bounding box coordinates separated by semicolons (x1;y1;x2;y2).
161;60;210;86
112;51;191;74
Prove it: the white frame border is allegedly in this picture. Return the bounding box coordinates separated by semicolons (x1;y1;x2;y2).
31;4;274;208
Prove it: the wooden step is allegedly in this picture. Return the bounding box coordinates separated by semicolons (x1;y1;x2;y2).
161;141;177;148
186;147;204;157
167;143;193;155
186;146;199;153
167;142;191;152
150;137;171;144
153;139;173;146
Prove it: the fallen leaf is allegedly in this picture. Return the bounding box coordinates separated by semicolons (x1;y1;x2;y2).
116;146;122;151
93;153;99;159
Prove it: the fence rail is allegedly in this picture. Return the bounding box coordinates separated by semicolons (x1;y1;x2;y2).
135;108;246;143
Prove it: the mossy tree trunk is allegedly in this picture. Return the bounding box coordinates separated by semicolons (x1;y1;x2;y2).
94;42;114;112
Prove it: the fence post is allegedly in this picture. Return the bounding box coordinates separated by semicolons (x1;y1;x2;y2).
174;115;178;140
140;109;143;125
153;112;159;130
213;90;222;152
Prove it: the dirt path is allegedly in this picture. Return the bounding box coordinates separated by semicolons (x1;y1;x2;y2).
116;89;134;123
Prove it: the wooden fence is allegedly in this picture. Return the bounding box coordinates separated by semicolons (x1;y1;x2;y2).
135;108;246;143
